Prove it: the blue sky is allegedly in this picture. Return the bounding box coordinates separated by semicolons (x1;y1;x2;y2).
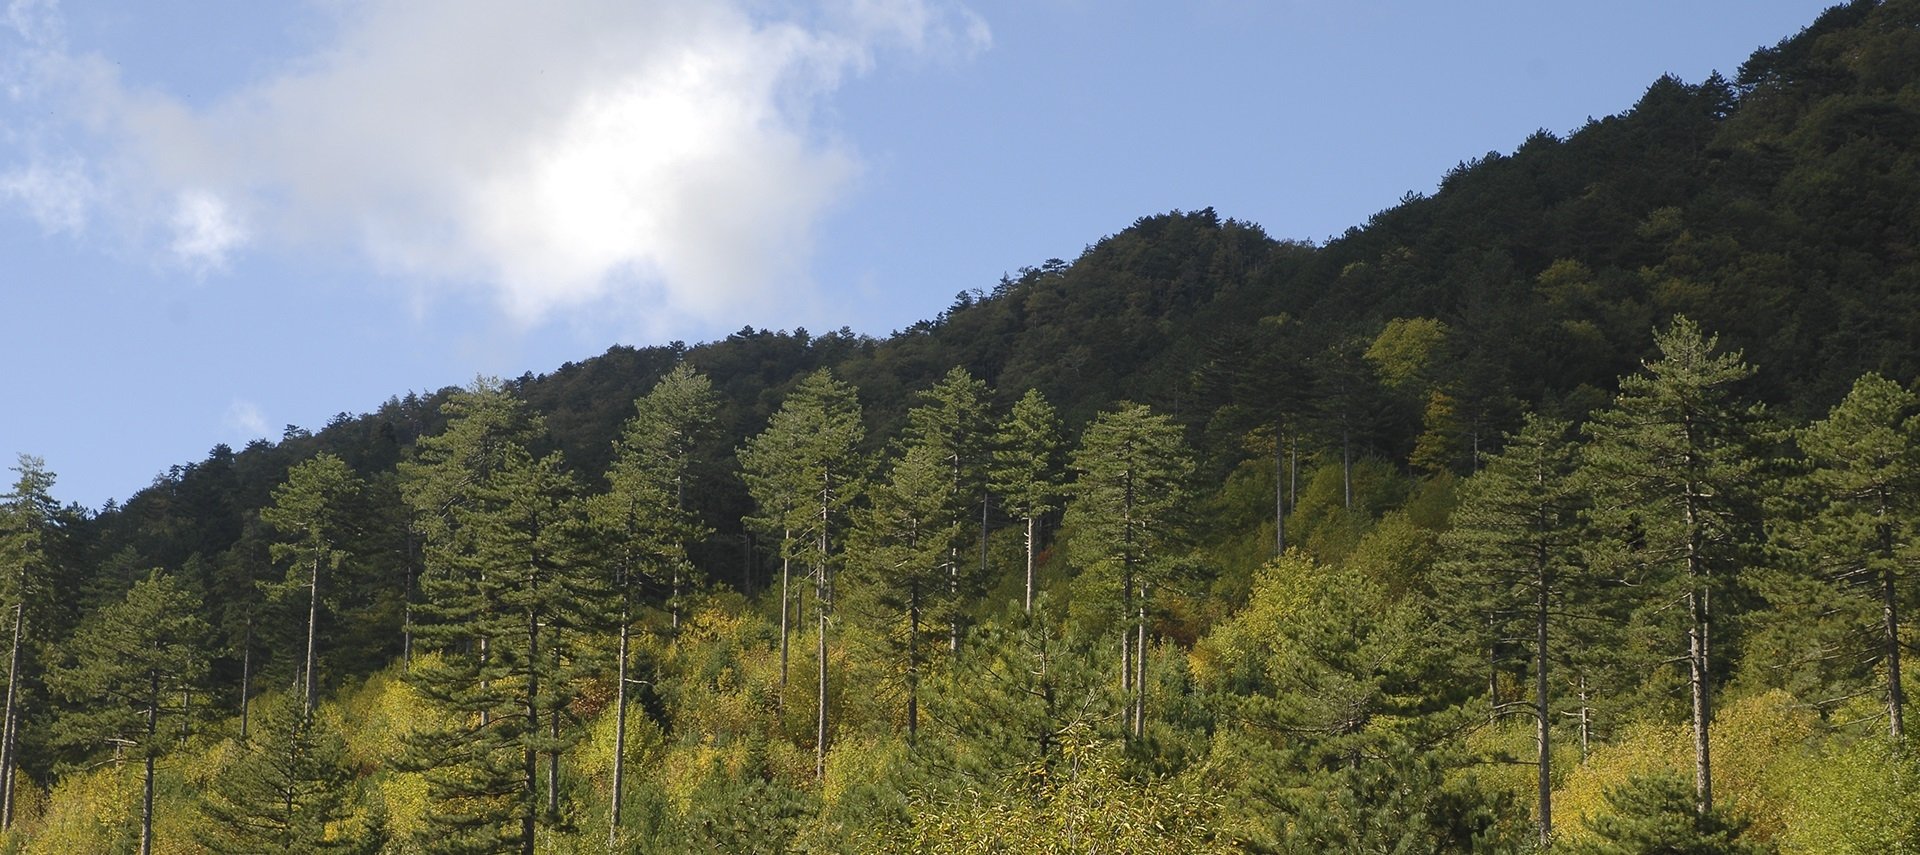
2;0;1831;509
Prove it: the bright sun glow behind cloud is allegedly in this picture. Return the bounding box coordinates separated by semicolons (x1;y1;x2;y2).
1;0;989;326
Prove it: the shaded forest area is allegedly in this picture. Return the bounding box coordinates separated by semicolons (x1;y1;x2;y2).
7;0;1920;851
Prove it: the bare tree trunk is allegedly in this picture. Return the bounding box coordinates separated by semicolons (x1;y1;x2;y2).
304;554;320;716
1;600;22;828
239;616;253;742
1577;677;1591;762
522;608;539;855
1685;494;1712;815
949;546;960;654
1024;516;1036;614
1134;587;1148;740
815;560;829;780
1119;569;1133;734
1887;565;1906;741
779;530;791;696
1535;561;1552;848
609;613;629;847
547;708;560;819
1342;426;1353;510
141;675;157;855
1882;516;1906;741
907;581;920;744
403;530;417;669
1274;430;1286;555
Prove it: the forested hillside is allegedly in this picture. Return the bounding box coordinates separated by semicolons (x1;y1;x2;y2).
6;1;1920;852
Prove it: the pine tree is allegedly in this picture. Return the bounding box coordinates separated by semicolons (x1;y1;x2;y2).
260;453;364;716
1064;402;1194;739
1573;773;1765;855
1581;316;1764;815
0;455;60;828
398;380;598;854
50;570;210;855
595;363;717;844
900;366;993;653
1435;414;1588;845
847;441;959;743
197;693;373;854
739;369;865;779
1791;372;1920;741
990;389;1064;614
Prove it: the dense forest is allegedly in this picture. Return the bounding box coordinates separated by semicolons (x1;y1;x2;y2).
7;1;1920;852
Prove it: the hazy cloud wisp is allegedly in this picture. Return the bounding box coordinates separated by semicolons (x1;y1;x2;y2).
1;0;989;326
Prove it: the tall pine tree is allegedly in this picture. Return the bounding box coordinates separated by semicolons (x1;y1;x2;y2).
991;389;1064;615
1581;316;1764;815
1065;402;1194;739
260;453;364;716
50;570;210;855
1791;372;1920;741
398;381;598;854
738;369;866;779
1436;414;1589;845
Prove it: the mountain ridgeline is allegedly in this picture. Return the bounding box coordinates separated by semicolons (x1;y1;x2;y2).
8;1;1920;852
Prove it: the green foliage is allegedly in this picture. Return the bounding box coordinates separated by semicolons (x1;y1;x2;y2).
1065;402;1196;607
397;380;601;853
1572;773;1769;855
25;5;1920;849
50;570;210;765
197;694;372;854
1260;738;1528;855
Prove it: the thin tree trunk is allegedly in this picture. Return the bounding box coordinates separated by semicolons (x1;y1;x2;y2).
815;560;828;780
1685;492;1712;815
304;554;320;716
522;606;539;855
609;614;629;846
1342;426;1353;510
949;546;960;654
1535;560;1553;848
1886;564;1906;741
1;704;14;829
547;707;560;819
816;494;830;781
1134;588;1147;740
141;674;157;855
239;616;253;742
1577;676;1591;763
1;600;22;829
779;530;791;695
1024;516;1036;614
1882;515;1906;741
1274;428;1286;555
1289;435;1298;509
1119;570;1133;726
403;530;417;669
980;488;990;592
907;579;920;744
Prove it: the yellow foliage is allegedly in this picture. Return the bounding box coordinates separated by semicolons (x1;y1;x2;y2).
22;762;138;855
1709;689;1819;842
1553;721;1689;846
1553;690;1816;847
333;660;435;773
1190;553;1324;690
378;771;431;844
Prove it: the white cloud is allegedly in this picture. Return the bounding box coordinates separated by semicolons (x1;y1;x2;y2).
1;0;989;325
169;189;247;273
0;155;92;234
224;399;269;440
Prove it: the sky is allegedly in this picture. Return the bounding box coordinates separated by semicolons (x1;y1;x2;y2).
2;0;1834;510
